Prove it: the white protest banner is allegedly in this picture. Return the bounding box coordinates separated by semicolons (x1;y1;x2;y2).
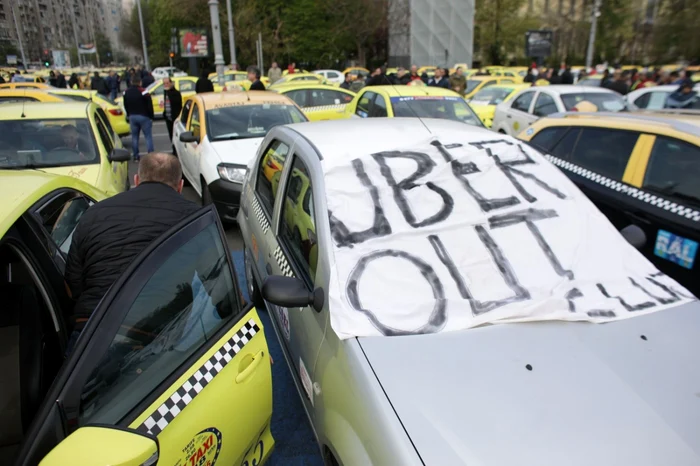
323;133;694;339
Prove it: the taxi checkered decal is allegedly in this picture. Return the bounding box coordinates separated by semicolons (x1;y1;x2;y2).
137;319;260;436
545;155;700;222
303;104;346;113
273;246;294;277
252;196;270;234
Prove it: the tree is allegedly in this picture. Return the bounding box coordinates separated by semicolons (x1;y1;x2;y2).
474;0;538;65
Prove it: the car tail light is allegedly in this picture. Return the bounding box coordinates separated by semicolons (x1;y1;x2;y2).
109;108;123;116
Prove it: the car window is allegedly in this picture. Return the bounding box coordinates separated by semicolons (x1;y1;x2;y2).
550;127;581;159
37;192;93;255
529;126;569;152
501;79;514;84
180;100;193;125
256;140;290;216
561;93;626;112
512;91;534;112
179;80;195;92
57;94;90;102
533;92;558;117
279;157;318;284
482;80;497;88
96;107;116;140
567;128;638;180
0;96;38;103
356;91;374;117
310;89;353;106
189;103;201;139
149;83;164;96
370;94;388;117
78;221;238;425
634;91;669;110
94;112;114;154
643;136;700;205
285;89;308;107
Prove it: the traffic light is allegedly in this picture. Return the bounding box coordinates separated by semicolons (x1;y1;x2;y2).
169;52;175;59
44;61;50;67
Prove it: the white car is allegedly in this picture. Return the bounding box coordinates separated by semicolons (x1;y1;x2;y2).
626;83;700;110
151;66;187;79
492;85;628;137
172;91;308;222
312;69;344;85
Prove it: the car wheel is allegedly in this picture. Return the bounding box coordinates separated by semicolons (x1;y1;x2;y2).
244;251;264;308
201;179;212;206
498;129;506;134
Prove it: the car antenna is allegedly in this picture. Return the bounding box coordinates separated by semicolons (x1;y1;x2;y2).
21;89;26;118
381;67;432;135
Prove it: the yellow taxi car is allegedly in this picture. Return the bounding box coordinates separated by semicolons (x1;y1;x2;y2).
466;83;531;127
0;82;51;90
0;171;274;466
464;75;517;99
488;68;525;82
45;89;130;137
0;89;66;104
209;71;271;91
268;73;325;89
517;111;700;297
345;85;483;127
270;83;355;121
116;76;198;117
0;102;130;195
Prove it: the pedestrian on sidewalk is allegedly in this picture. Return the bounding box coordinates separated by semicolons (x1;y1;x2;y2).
196;68;214;93
64;152;198;355
163;77;182;149
124;75;155;161
248;66;265;90
268;62;282;83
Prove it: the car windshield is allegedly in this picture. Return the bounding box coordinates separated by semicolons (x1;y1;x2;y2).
0;118;99;169
469;87;514;105
465;80;483;94
562;93;627;111
577;77;601;86
206;104;307;141
391;96;483;127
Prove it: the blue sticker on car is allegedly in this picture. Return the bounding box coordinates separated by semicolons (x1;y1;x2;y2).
525;127;534;136
654;229;698;269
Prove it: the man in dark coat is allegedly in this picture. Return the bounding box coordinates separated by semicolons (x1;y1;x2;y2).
247;66;265;90
196;69;214;93
123;75;155;160
142;71;155;88
163;77;183;148
64;153;199;353
91;72;109;96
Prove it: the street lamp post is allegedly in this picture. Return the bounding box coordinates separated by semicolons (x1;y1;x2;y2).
225;0;237;67
585;0;602;70
10;0;27;68
136;0;150;70
208;0;226;86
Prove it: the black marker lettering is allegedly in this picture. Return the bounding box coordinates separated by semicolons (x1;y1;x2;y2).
468;139;514;150
565;288;583;312
329;158;391;248
372;150;454;228
429;231;530;316
346;250;447;336
596;282;656;312
648;272;695;300
631;277;680;305
489;208;574;280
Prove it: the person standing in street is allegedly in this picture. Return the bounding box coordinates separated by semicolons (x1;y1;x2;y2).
449;67;467;95
196;69;214;93
248;66;265;90
163;77;182;149
68;73;81;89
666;79;698;109
64;152;199;354
428;68;449;89
124;75;155;161
142;71;155;88
107;71;120;100
340;73;353;90
607;70;630;95
91;72;109;97
268;62;282;84
49;71;57;87
409;65;422;83
56;71;67;88
287;62;296;74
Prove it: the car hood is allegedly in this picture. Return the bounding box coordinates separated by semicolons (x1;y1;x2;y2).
210;137;263;166
43;164;100;188
358;300;700;466
468;103;496;119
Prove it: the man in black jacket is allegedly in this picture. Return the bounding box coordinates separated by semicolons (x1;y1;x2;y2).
196;69;214;93
247;66;265;90
64;152;199;353
163;77;183;148
123;75;155;161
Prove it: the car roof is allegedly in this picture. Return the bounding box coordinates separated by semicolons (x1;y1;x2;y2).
535;111;700;137
272;83;354;93
537;85;616;95
474;83;531;92
360;85;461;98
0;101;90;120
196;90;295;109
467;75;502;81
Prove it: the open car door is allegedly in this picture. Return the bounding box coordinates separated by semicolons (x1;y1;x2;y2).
16;206;274;466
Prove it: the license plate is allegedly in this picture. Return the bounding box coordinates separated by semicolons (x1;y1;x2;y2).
654;229;698;269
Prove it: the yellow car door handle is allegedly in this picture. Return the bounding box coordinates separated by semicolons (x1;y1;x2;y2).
235;351;265;384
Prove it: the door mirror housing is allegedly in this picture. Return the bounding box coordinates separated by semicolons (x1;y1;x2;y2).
262;275;324;312
180;131;198;143
108;147;131;163
40;426;158;466
620;224;646;250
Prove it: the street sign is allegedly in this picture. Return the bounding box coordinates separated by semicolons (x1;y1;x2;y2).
525;30;553;58
178;28;208;58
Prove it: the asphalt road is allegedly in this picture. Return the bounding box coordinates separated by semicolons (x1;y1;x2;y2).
120;128;321;464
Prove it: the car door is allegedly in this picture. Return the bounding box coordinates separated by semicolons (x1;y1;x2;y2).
93;108;129;194
368;92;388;117
307;88;353;120
18;206;273;466
284;88;310;108
353;90;376;118
173;98;193;160
531;90;559;122
501;90;535;135
184;102;204;193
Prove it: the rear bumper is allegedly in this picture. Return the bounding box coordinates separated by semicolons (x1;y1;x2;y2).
209;179;243;222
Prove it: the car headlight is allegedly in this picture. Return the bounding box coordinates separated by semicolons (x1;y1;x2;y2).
217;163;247;183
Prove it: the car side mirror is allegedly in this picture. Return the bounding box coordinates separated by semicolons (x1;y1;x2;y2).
108;147;131;163
620;224;646;250
179;131;198;143
262;275;324;312
40;426;158;466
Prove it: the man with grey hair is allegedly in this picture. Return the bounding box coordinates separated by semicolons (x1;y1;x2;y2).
64;152;199;353
247;65;265;90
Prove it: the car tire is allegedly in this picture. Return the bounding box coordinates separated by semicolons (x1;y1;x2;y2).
244;251;264;309
201;179;212;206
